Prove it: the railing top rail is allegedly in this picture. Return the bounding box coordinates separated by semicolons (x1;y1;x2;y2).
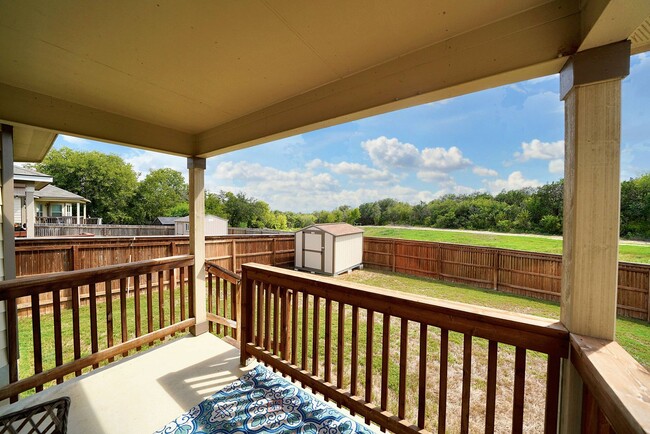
0;255;194;299
242;263;569;357
206;261;241;284
570;334;650;434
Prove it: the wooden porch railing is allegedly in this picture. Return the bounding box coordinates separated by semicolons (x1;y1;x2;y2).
239;263;570;433
206;261;241;348
0;255;195;403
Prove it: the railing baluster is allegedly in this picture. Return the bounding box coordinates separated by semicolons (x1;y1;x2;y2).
274;285;280;356
365;309;374;425
337;301;345;406
146;273;153;345
512;347;526;433
280;287;289;360
544;355;561;433
208;272;214;333
119;278;128;357
52;290;63;383
485;340;498;434
7;297;18;402
230;280;237;339
256;282;263;346
417;322;427;429
325;299;332;385
461;334;472;434
31;293;43;392
223;276;229;335
134;274;142;351
312;295;320;377
89;283;99;366
105;280;114;362
438;328;449;434
179;266;186;323
188;265;194;321
380;313;390;429
216;277;222;335
398;317;408;420
72;285;82;376
291;289;298;365
301;291;308;373
169;268;176;336
265;283;272;351
351;305;359;401
157;270;165;342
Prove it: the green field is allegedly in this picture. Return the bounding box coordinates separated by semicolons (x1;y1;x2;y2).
362;226;650;264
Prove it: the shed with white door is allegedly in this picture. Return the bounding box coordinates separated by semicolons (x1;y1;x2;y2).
295;223;364;275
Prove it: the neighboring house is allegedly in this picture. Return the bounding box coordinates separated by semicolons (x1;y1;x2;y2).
13;165;94;237
152;216;178;226
174;215;228;236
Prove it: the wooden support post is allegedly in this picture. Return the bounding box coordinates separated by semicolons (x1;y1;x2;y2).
188;157;208;336
558;41;630;434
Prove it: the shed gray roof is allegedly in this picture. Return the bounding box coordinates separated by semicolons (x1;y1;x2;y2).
303;223;364;236
36;184;89;202
14;165;51;179
153;217;177;225
13;165;53;189
175;215;227;222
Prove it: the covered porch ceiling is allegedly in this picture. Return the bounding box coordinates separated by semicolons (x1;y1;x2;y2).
1;0;650;162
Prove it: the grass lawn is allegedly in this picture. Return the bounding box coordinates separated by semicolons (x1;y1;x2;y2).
362;226;650;264
337;268;650;370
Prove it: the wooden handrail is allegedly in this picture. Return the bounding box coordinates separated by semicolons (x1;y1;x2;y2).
241;263;569;356
206;261;241;284
0;255;194;299
570;334;650;433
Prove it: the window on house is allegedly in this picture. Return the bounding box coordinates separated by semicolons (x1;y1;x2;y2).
36;203;43;217
65;204;73;216
51;204;62;217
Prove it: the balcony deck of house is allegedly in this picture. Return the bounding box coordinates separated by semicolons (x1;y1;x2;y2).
0;256;646;433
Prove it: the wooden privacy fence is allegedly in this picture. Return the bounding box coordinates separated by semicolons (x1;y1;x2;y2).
14;235;293;316
34;224;175;237
363;237;650;321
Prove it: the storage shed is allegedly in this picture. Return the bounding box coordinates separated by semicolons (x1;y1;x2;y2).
295;223;364;275
174;215;228;236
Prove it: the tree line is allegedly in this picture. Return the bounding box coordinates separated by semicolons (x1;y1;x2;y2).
35;147;650;239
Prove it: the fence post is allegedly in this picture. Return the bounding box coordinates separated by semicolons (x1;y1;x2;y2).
392;240;396;272
272;238;276;266
71;245;80;271
232;239;237;272
493;251;499;290
647;269;650;322
170;241;176;256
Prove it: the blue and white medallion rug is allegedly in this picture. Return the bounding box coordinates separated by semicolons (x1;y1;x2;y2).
155;365;374;433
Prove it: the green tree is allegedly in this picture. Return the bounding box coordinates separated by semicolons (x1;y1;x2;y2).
131;168;188;224
36;147;138;224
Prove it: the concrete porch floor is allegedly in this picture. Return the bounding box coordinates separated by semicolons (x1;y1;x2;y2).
0;333;254;433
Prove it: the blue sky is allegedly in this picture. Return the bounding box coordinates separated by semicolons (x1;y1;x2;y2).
55;53;650;213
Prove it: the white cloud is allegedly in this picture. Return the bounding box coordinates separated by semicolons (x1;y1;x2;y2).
361;136;420;169
485;171;541;193
548;159;564;174
307;159;397;183
473;166;498;177
514;139;564;162
361;136;473;179
60;135;92;146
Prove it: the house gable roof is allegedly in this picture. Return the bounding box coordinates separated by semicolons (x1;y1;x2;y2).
153;217;177;225
13;164;53;189
36;184;90;203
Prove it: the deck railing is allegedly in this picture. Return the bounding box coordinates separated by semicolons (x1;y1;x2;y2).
206;261;241;347
239;263;570;433
0;255;195;402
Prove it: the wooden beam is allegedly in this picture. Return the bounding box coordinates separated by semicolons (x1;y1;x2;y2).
188;157;207;335
579;0;650;52
195;0;579;157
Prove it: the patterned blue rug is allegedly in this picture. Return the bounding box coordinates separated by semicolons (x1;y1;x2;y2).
155;364;374;433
